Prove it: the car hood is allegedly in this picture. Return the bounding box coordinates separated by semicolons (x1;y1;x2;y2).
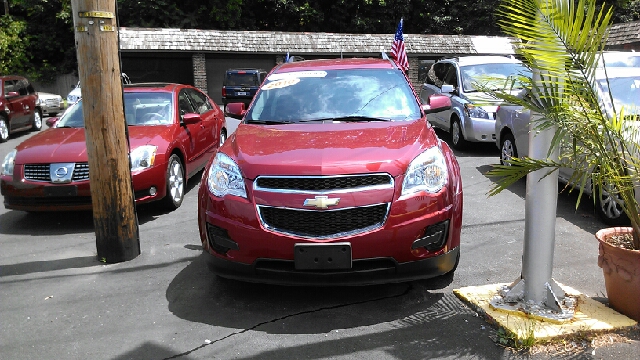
13;126;171;164
224;120;439;179
37;92;61;100
463;89;523;107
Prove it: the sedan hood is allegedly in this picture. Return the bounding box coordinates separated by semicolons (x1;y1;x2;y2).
225;120;439;179
13;126;171;164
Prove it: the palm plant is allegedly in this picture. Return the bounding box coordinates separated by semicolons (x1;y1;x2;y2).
486;0;640;250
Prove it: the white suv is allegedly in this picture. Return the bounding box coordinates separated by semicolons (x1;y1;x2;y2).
419;56;531;149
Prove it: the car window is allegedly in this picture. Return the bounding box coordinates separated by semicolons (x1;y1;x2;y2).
58;92;174;127
246;69;421;122
459;62;531;92
598;76;640;115
186;89;213;114
3;80;16;95
443;64;458;88
16;79;28;96
178;90;195;115
226;72;260;87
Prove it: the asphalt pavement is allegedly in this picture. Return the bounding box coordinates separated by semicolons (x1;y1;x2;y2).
0;123;638;360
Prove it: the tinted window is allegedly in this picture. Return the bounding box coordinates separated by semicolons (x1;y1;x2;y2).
226;72;260;86
246;69;421;122
178;90;195;114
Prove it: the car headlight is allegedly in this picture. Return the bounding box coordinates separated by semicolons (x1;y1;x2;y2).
1;149;17;176
207;153;247;198
401;146;449;195
465;103;490;119
130;145;157;172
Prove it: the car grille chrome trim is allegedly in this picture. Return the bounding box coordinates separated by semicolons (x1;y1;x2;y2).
257;203;390;239
24;162;90;182
254;173;394;194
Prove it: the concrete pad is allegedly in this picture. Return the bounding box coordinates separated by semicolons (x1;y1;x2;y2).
454;283;637;341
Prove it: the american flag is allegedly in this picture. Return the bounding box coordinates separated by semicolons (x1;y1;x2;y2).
391;18;409;71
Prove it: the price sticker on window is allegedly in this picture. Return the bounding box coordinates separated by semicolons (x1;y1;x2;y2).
262;78;300;90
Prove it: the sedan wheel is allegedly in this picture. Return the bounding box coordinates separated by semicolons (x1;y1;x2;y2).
500;133;518;166
0;117;8;142
596;182;630;226
219;129;227;147
32;110;42;131
162;154;185;210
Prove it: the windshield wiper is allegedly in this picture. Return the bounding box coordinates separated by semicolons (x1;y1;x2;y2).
326;116;390;122
245;119;295;125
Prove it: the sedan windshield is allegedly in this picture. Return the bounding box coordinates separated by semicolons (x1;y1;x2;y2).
245;69;421;123
56;92;174;128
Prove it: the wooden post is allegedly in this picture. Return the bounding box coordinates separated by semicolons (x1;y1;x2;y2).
70;0;140;263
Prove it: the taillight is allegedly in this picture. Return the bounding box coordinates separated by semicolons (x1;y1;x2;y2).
222;86;226;97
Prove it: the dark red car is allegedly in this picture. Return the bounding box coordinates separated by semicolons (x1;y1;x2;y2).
197;58;463;285
1;75;42;142
1;83;226;211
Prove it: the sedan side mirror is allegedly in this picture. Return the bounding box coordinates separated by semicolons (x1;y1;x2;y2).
225;102;246;120
182;113;202;125
422;94;452;114
45;117;60;128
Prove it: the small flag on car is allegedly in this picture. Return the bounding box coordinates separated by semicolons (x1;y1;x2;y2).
391;18;409;71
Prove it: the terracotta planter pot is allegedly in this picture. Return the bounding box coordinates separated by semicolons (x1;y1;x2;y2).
596;227;640;322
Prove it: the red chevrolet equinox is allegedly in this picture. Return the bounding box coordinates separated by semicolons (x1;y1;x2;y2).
198;58;463;285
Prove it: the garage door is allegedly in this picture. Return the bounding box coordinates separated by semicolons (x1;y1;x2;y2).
206;56;276;105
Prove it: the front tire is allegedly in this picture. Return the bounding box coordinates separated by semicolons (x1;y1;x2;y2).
0;116;9;143
162;154;185;210
450;117;467;150
32;109;42;131
596;182;630;226
219;128;227;147
500;132;518;166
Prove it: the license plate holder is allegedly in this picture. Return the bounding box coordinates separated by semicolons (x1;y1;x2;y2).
44;185;78;197
294;243;352;270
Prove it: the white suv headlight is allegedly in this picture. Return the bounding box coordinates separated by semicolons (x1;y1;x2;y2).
1;149;17;176
207;153;247;198
130;145;157;172
401;146;449;195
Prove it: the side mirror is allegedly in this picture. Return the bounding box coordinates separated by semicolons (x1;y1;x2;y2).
225;102;246;120
45;117;59;128
441;84;454;94
421;94;452;114
182;113;202;125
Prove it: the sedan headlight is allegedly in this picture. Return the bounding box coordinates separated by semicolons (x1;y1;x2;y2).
130;145;157;172
464;103;490;119
401;146;448;195
1;149;17;176
207;153;247;198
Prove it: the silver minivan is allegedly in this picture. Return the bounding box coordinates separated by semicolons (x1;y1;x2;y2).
419;56;531;149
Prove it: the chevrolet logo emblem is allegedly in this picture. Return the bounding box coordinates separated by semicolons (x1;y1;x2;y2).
303;196;340;209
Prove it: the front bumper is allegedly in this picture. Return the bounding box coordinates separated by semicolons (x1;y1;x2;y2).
463;116;497;143
204;246;460;286
1;161;168;212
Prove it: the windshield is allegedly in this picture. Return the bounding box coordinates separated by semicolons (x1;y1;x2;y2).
56;92;174;128
598;76;640;115
460;63;531;92
245;69;421;123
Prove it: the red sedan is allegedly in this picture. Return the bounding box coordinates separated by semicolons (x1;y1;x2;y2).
198;58;463;285
1;83;226;212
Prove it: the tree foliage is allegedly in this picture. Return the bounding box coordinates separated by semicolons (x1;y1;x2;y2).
1;0;639;81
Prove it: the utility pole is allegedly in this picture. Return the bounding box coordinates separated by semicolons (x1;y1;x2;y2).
70;0;140;263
